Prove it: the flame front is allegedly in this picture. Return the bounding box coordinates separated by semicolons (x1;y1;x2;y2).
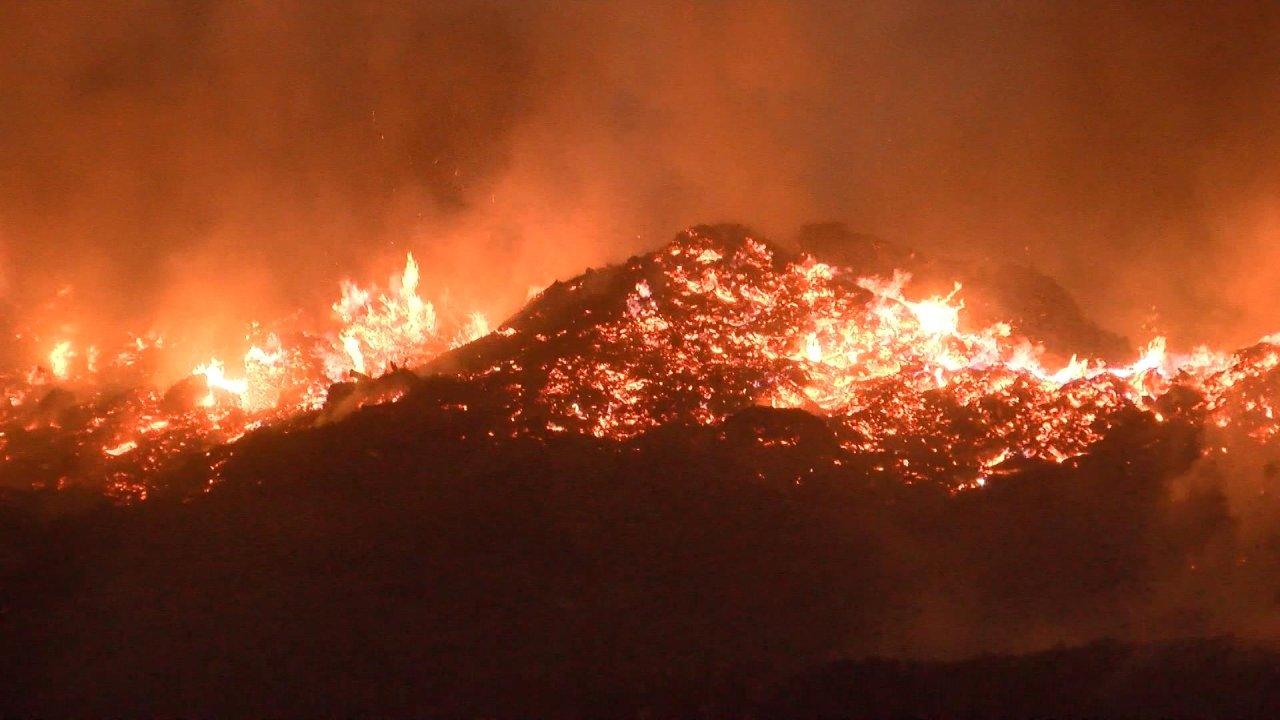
0;252;482;500
482;231;1280;489
3;228;1280;502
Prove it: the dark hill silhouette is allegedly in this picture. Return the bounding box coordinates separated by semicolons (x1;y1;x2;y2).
765;637;1280;719
0;382;1235;717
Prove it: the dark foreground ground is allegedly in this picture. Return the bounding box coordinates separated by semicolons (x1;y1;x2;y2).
2;376;1279;718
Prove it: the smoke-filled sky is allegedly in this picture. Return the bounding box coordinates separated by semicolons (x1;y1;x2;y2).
2;0;1279;352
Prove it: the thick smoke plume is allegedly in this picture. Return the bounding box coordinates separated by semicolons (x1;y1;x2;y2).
2;1;1280;358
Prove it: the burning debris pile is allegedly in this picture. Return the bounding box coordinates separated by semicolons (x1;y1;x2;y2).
440;224;1280;487
3;224;1280;500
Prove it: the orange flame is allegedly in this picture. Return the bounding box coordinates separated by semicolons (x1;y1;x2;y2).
4;231;1280;502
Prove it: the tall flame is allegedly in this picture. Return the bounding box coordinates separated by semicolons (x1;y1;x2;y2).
48;341;73;380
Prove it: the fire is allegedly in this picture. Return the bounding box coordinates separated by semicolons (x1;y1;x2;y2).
48;341;73;379
3;226;1280;501
103;440;138;457
325;252;440;381
472;229;1280;488
194;359;249;404
0;251;486;500
455;312;491;347
195;253;459;413
903;284;963;337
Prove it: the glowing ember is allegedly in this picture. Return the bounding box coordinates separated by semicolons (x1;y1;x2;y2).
452;228;1280;488
103;440;138;457
3;227;1280;501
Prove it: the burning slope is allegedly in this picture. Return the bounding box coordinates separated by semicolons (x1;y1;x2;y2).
444;225;1279;487
3;224;1280;499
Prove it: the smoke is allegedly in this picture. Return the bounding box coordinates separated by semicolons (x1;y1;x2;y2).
1;1;1280;358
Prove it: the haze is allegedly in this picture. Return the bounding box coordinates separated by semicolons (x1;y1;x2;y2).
1;0;1278;357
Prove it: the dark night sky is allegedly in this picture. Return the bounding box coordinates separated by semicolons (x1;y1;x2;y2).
1;1;1279;350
